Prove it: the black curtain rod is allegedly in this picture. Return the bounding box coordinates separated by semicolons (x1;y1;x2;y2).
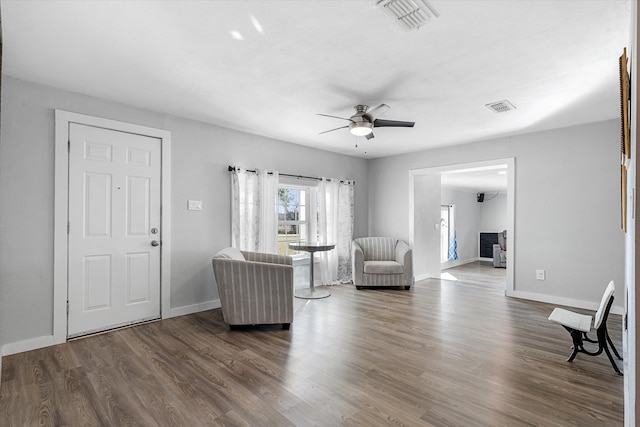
228;166;354;184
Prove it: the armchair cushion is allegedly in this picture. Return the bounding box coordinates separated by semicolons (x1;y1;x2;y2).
357;237;398;261
364;261;404;275
215;246;245;261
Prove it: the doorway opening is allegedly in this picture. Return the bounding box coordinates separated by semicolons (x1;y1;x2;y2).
409;158;514;295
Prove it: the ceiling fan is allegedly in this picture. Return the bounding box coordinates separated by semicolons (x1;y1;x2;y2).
317;104;415;140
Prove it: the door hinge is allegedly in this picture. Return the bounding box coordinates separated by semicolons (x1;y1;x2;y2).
67;221;70;234
67;301;69;315
68;140;70;153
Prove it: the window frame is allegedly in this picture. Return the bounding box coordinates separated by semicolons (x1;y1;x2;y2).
440;204;454;263
277;181;318;258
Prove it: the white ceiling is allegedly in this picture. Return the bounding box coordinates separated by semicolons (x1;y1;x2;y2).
441;164;508;192
0;0;631;160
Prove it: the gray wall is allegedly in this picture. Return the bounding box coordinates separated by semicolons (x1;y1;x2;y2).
368;120;625;307
0;76;368;347
478;193;507;235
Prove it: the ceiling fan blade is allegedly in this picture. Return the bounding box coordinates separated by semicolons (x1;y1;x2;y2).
316;113;354;122
365;132;375;140
364;104;390;121
374;119;415;128
319;125;349;135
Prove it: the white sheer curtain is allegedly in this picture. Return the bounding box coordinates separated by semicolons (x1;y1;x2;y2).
230;168;279;253
318;178;355;284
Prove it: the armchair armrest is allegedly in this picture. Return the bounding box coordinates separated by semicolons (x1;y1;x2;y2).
395;240;413;286
395;240;411;265
212;258;293;289
492;244;506;267
241;250;292;266
352;240;364;286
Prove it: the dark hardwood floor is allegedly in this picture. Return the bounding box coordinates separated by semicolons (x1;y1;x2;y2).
0;263;623;426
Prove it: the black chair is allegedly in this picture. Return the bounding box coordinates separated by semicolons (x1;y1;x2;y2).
548;280;622;375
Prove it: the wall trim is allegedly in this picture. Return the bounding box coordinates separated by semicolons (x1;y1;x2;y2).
2;335;56;357
54;110;172;345
508;290;624;316
0;300;220;357
415;273;432;282
440;257;478;270
168;300;221;319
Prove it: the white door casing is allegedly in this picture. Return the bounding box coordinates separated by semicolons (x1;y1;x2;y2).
412;174;442;279
54;110;171;345
68;123;161;337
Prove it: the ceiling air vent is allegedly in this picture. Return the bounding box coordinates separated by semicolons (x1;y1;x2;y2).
485;100;517;113
376;0;439;31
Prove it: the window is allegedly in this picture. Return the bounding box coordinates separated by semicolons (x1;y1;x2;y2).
440;205;455;262
277;185;317;257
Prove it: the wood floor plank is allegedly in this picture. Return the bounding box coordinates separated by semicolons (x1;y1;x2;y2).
0;262;624;426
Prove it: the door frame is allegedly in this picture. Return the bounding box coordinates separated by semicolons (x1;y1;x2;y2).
53;110;172;344
409;157;515;295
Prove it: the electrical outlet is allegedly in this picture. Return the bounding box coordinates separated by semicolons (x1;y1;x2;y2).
188;200;203;211
536;270;545;280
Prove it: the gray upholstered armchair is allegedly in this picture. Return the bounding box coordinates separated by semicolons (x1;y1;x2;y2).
493;230;507;268
211;247;294;329
352;237;413;290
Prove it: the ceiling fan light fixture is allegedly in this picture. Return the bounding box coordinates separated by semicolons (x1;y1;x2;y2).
350;122;373;136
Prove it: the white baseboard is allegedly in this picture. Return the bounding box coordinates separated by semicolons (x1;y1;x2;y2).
507;290;624;316
414;273;434;282
167;300;221;318
2;335;55;357
415;258;481;282
441;257;478;270
0;301;221;358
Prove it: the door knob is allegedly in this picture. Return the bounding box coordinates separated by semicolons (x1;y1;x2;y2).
151;240;160;247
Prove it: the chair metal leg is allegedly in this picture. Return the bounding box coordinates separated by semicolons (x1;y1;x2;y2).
566;327;584;362
603;343;623;376
606;331;623;361
582;332;598;343
566;345;580;362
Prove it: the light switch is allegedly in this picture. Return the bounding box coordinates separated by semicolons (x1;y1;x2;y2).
188;200;203;211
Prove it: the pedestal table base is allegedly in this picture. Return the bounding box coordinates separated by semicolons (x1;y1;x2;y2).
295;287;331;299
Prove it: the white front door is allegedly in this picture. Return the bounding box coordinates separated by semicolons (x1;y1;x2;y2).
67;123;161;338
